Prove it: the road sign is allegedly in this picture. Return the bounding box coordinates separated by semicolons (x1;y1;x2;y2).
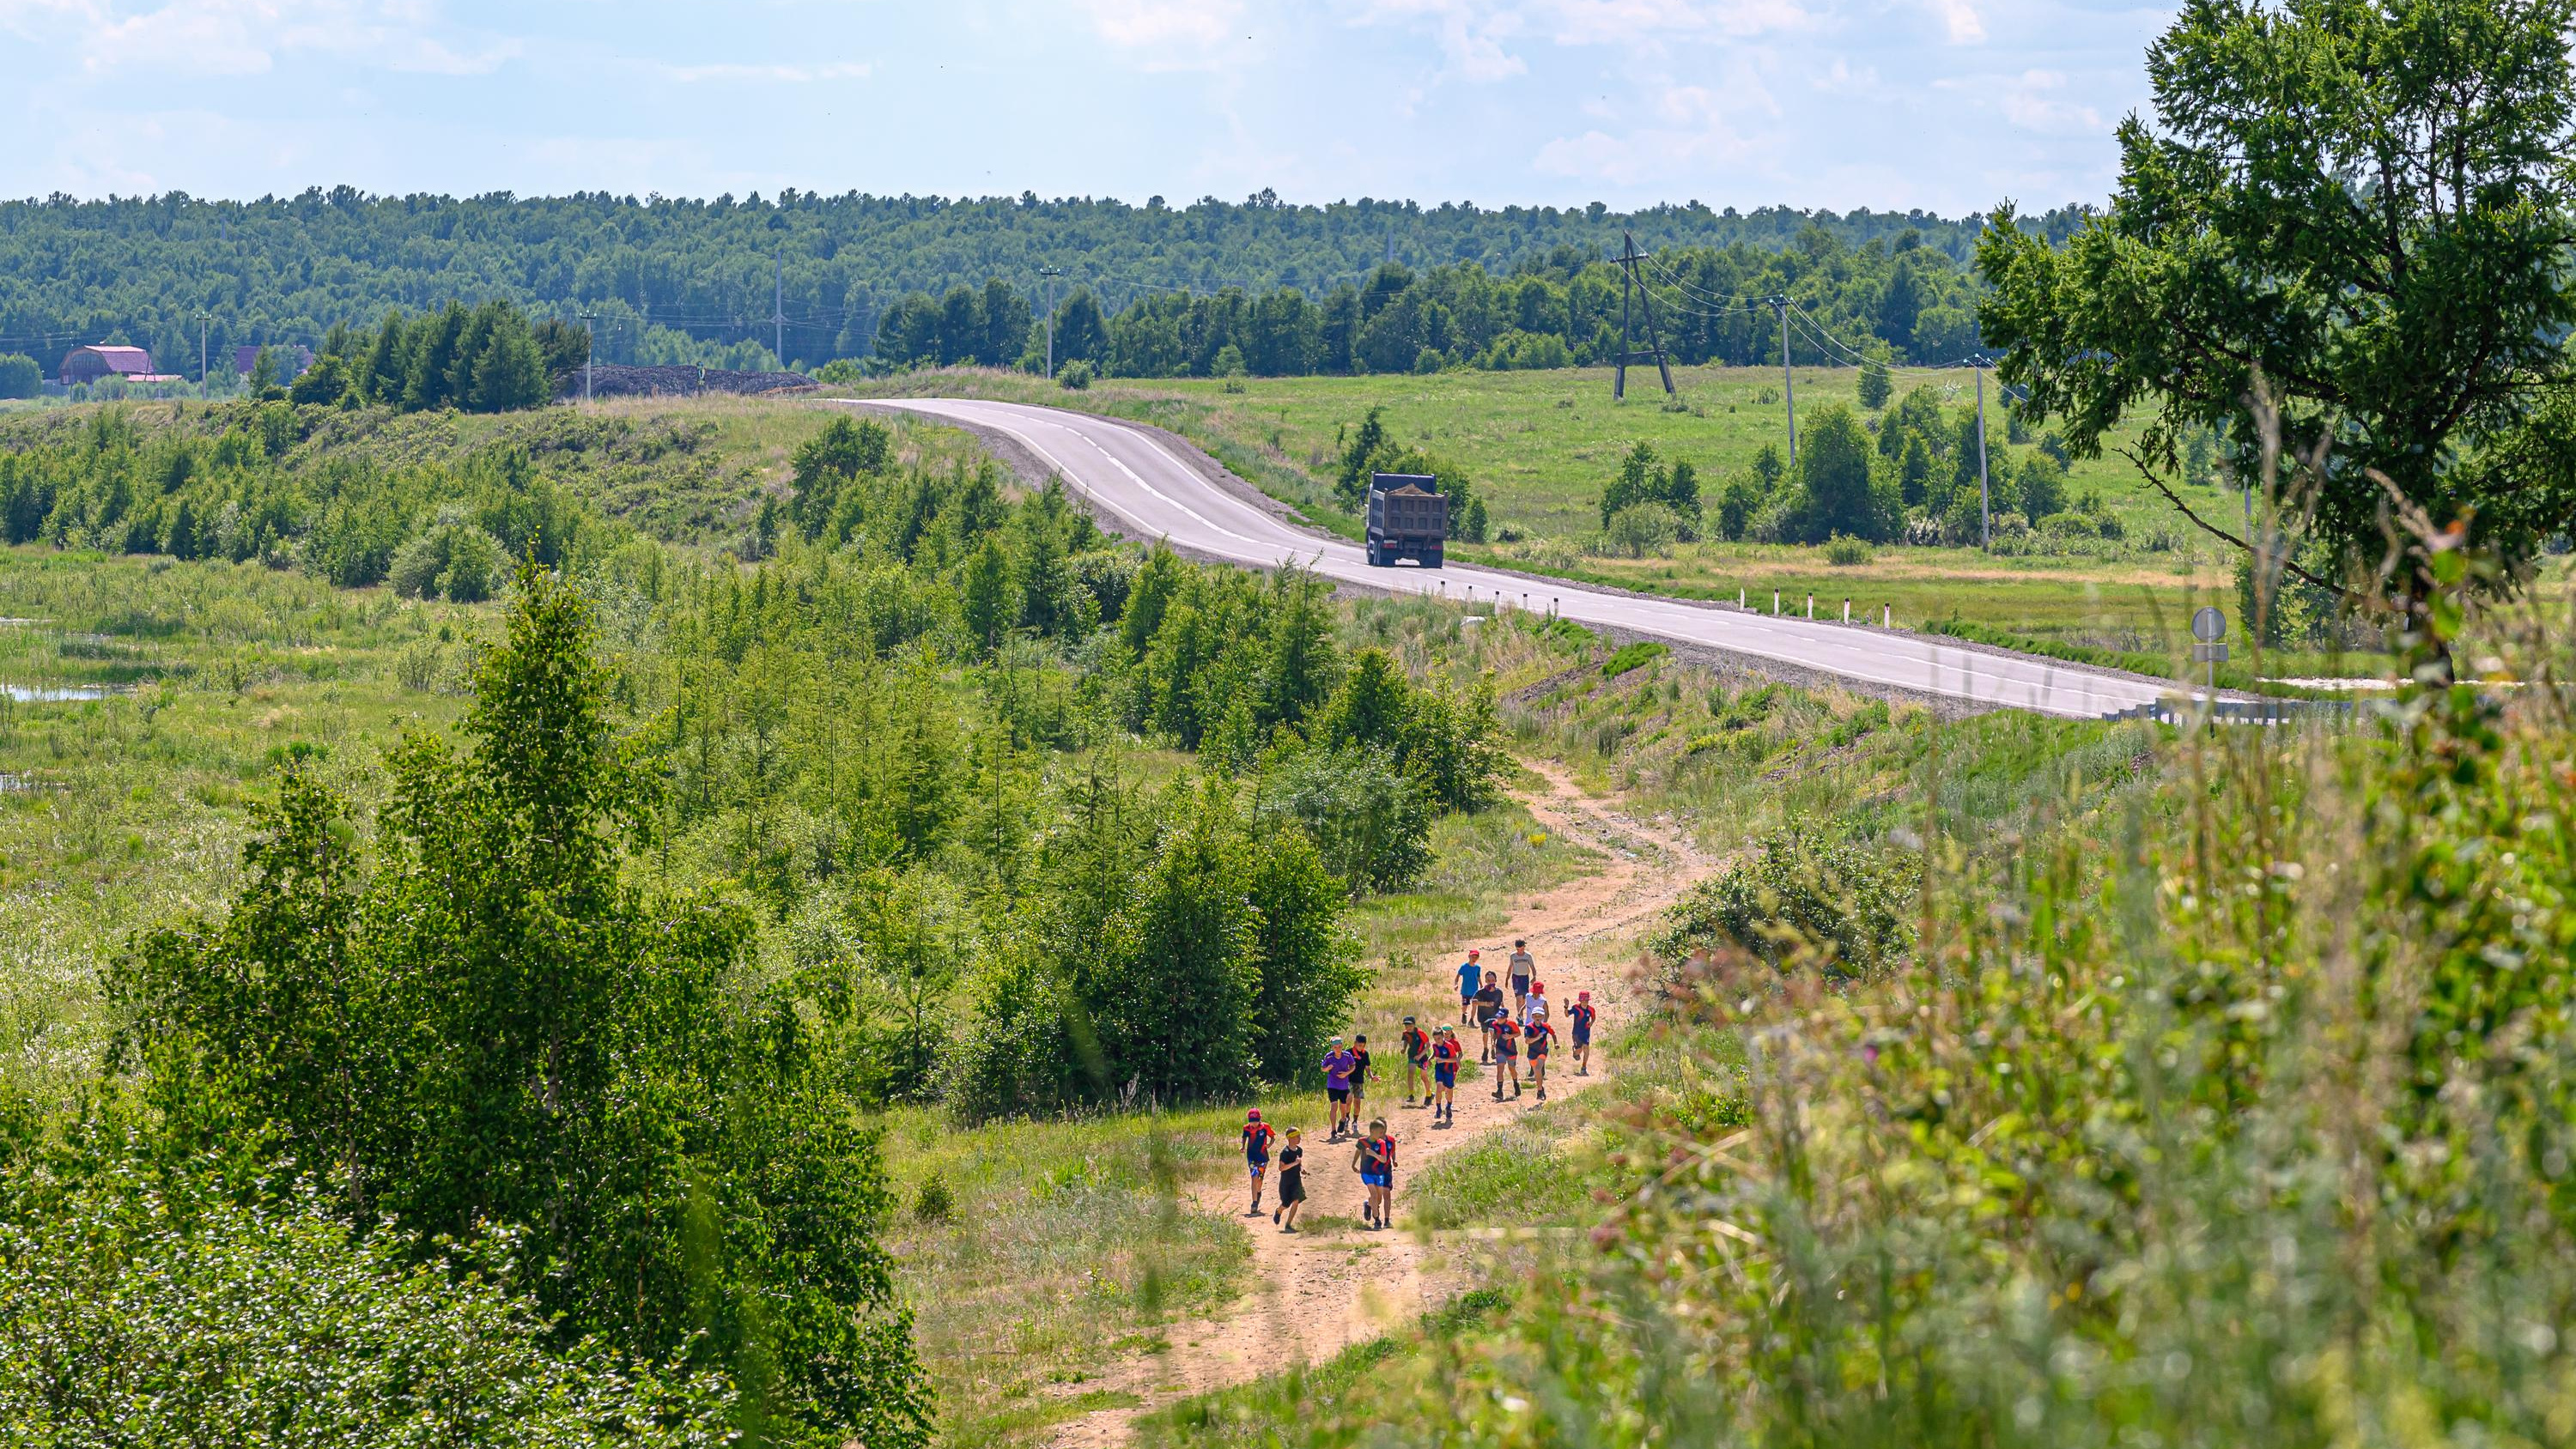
2191;641;2230;663
2191;606;2227;643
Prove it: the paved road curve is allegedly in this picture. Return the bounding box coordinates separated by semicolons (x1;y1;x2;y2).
848;397;2173;718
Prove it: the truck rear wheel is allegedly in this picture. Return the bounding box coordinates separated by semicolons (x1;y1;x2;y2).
1365;539;1384;567
1425;545;1444;568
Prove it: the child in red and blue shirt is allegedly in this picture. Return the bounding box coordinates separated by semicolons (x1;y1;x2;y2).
1241;1109;1277;1216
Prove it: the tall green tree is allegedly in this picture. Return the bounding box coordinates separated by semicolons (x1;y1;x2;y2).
115;564;931;1449
1979;0;2576;616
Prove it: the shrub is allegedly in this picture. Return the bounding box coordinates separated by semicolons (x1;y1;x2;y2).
912;1173;955;1223
1056;359;1093;390
1255;742;1434;895
1604;501;1680;557
1601;640;1669;679
2038;510;2101;539
1822;534;1873;566
387;505;509;601
1652;828;1919;977
0;1145;737;1447
0;353;42;399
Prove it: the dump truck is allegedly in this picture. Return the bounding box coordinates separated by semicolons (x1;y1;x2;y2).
1364;472;1448;567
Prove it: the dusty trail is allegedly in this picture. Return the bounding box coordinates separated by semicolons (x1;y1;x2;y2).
1042;761;1716;1446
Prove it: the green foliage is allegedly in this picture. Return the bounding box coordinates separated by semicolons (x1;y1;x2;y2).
1856;357;1892;409
1601;640;1669;678
1598;440;1704;534
1056;358;1093;390
788;414;895;539
1822;534;1872;566
1979;0;2576;600
0;401;605;585
386;504;508;601
0;1137;737;1447
1653;828;1919;976
0;354;44;399
112;566;932;1449
1255;743;1433;895
1785;403;1901;543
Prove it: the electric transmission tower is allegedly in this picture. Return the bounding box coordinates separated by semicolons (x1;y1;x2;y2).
1611;232;1675;400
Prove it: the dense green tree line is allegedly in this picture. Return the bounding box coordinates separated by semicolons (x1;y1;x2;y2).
0;189;2082;379
0;402;599;591
872;226;1992;379
1583;383;2111;549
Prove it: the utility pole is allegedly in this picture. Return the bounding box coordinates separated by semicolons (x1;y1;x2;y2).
772;258;785;370
1037;265;1065;379
1974;357;1993;550
1771;298;1796;465
1608;233;1674;400
579;312;597;403
197;312;209;391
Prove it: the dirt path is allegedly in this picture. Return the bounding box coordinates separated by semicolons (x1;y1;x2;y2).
1043;761;1716;1446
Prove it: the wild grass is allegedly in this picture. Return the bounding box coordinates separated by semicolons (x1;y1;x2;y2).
0;547;482;1108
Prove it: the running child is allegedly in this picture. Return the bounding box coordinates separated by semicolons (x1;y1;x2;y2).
1473;972;1506;1063
1523;1014;1556;1101
1523;979;1550;1028
1350;1034;1372;1113
1431;1024;1463;1127
1508;939;1535;1016
1272;1128;1306;1232
1241;1109;1277;1215
1489;1012;1522;1100
1321;1036;1358;1139
1400;1016;1431;1106
1570;990;1598;1076
1352;1118;1396;1229
1455;949;1485;1025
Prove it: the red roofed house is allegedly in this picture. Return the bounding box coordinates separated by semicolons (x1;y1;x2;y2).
60;345;160;387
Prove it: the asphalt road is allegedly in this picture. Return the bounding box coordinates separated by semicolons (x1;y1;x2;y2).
847;397;2174;718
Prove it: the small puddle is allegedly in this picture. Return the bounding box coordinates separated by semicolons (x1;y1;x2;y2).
3;684;116;702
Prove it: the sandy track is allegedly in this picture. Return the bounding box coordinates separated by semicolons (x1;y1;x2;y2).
1042;761;1714;1446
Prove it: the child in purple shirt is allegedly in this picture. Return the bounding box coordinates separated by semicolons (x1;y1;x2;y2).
1321;1037;1358;1140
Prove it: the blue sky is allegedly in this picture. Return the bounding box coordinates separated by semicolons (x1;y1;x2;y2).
0;0;2171;215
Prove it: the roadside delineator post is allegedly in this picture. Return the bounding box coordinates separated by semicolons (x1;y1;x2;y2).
1807;593;1814;619
1772;591;1780;615
1843;598;1850;623
1882;603;1891;627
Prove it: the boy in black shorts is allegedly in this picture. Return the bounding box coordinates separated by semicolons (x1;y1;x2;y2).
1400;1016;1431;1106
1490;1013;1522;1100
1431;1025;1462;1126
1349;1033;1372;1112
1523;1014;1556;1101
1272;1128;1306;1232
1473;972;1505;1063
1570;991;1598;1075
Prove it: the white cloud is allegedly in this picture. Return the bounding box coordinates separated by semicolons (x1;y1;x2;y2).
1926;0;1984;43
1532;0;1807;44
1344;0;1527;82
64;0;517;78
1075;0;1249;49
2002;68;2103;130
1813;56;1876;91
662;60;872;84
1533;72;1774;185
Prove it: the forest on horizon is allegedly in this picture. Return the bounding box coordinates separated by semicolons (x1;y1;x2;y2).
0;188;2095;380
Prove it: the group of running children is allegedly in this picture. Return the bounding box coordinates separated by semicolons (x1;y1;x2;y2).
1237;938;1599;1233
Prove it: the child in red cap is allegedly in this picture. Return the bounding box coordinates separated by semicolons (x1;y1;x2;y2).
1241;1109;1277;1215
1570;991;1598;1076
